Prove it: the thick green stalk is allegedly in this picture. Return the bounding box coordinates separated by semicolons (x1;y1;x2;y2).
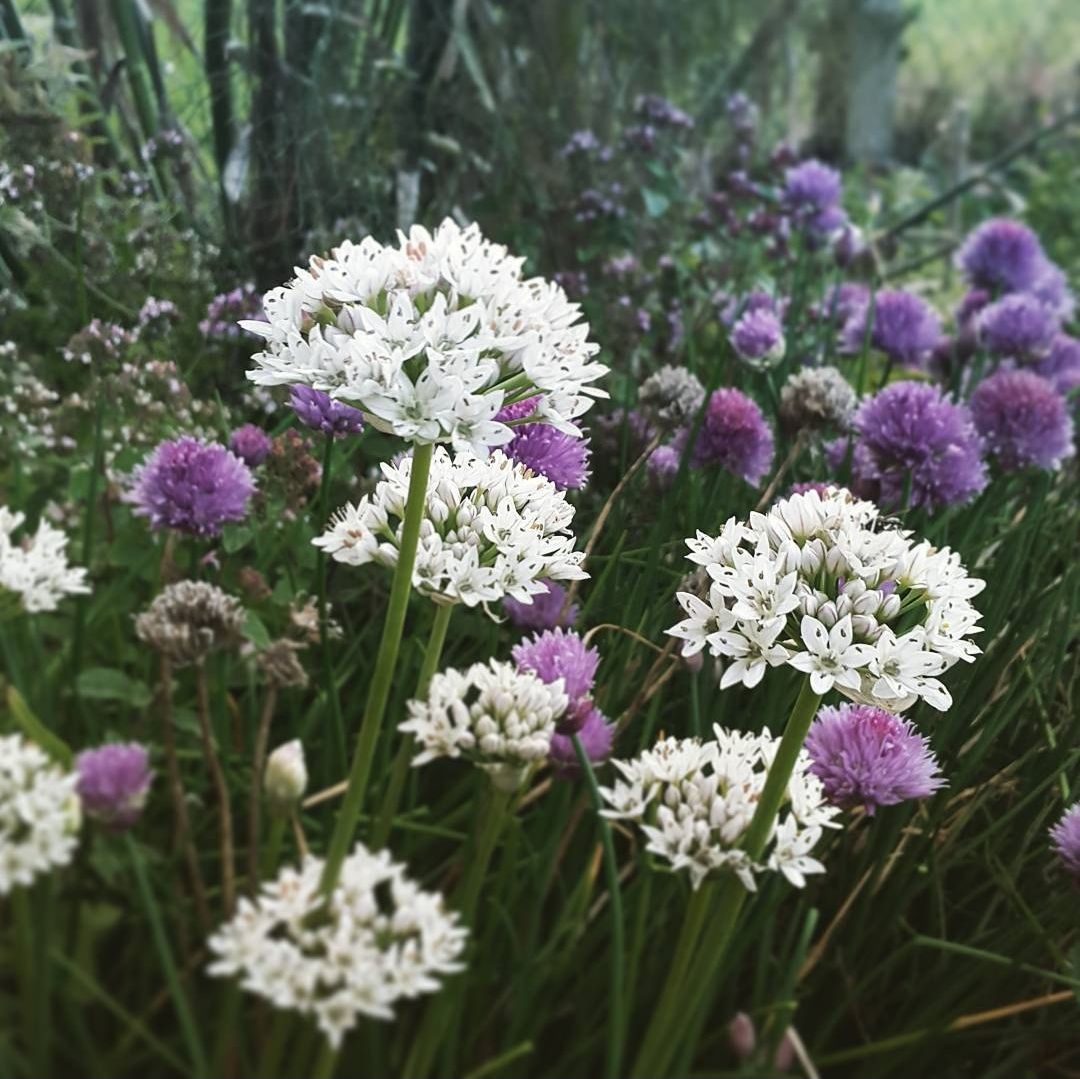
371;601;453;848
316;435;345;765
318;443;433;896
572;735;626;1079
632;678;823;1078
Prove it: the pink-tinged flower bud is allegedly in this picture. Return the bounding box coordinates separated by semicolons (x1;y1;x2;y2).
727;1012;756;1061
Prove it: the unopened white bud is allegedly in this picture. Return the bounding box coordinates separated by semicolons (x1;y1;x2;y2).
264;740;308;811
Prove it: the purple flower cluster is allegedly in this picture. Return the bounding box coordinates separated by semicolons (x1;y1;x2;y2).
229;424;273;467
975;294;1057;360
956;218;1049;294
129;436;255;537
75;743;153;831
783;159;847;236
503;424;591;490
970;369;1074;472
842;381;987;511
730;307;785;365
805;704;944;815
504;579;578;631
842;289;942;368
1050;803;1080;880
200;284;265;339
1034;335;1080;396
289;385;364;437
692;388;775;486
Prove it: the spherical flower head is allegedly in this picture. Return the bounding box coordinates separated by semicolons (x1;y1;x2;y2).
502;423;591;490
848;381;987;511
504;579;577;630
730;308;786;365
1030;262;1075;322
647;443;682;489
1050;803;1080;880
601;730;840;891
228;424;272;467
135;580;246;667
955;218;1047;293
245;219;606;452
549;706;615;778
264;740;308;812
0;734;80;895
0;507;89;615
128;437;255;537
842;289;942;367
804;704;943;814
75;743;152;831
693;389;775;486
783;159;842;214
969;369;1074;472
289;385;364;437
315;448;587;611
207;841;468;1048
638;365;705;430
778;365;857;434
1034;334;1080;397
400;659;569;790
512;628;599;701
975;293;1058;360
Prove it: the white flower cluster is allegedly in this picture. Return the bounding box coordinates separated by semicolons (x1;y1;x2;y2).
400;659;568;790
207;842;467;1049
0;507;89;615
669;488;984;711
600;729;839;891
0;734;81;895
314;448;587;610
244;219;607;451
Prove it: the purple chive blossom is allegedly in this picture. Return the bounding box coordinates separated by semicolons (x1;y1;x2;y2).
647;443;682;489
975;294;1058;360
496;396;542;423
842;289;942;367
805;704;944;815
955;218;1047;293
549;706;615;777
289;385;364;437
956;289;991;328
201;283;266;339
970;369;1074;472
503;425;591;490
788;480;834;498
1034;335;1080;397
783;159;842;215
730;308;785;364
75;743;153;831
1030;262;1075;322
846;381;987;511
693;388;775;486
504;579;578;631
129;436;255;537
512;628;599;702
229;424;273;467
1050;803;1080;879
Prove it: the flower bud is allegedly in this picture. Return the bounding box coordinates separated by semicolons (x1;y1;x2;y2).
817;601;838;627
728;1012;756;1061
264;740;307;812
880;594;902;622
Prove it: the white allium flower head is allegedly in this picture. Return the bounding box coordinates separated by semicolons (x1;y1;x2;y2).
207;843;467;1048
400;659;569;790
668;487;984;712
314;448;588;612
599;729;839;891
0;734;81;895
244;219;607;452
0;507;89;616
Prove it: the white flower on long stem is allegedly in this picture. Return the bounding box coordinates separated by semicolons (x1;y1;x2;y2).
789;615;875;695
714;623;790;689
0;507;89;616
669;585;736;657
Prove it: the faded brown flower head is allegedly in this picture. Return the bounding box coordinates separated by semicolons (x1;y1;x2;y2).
256;639;309;689
237;566;272;602
778;365;857;435
135;580;246;666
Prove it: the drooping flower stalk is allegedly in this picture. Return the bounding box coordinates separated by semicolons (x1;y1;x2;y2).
318;442;434;897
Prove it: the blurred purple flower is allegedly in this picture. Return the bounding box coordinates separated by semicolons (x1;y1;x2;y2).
504;579;577;631
842;289;942;367
1050;803;1080;879
730;308;785;364
976;294;1058;360
76;743;152;831
693;388;774;486
783;159;842;214
1033;335;1080;397
970;369;1074;472
549;706;615;777
229;424;273;467
955;218;1047;293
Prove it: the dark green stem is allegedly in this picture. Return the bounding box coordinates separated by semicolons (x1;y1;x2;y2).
316;435;345;764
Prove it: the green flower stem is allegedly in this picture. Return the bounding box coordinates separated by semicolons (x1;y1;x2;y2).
316;434;346;765
311;1037;338;1079
261;814;287;880
371;601;454;849
572;734;627;1079
11;886;38;1071
318;442;434;897
632;678;822;1078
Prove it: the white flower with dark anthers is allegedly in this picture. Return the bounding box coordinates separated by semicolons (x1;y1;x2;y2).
400;659;569;790
0;507;89;616
315;448;587;612
0;734;81;895
244;219;607;452
207;842;467;1049
599;729;839;892
666;487;984;713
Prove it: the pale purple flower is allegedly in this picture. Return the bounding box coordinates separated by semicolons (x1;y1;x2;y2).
842;289;942;367
289;385;364;437
75;743;152;831
1034;335;1080;397
229;424;273;467
549;706;615;777
512;628;599;702
843;382;987;511
976;294;1058;360
693;389;774;486
504;579;577;630
783;159;842;214
129;437;255;537
201;284;265;339
970;369;1074;472
1029;262;1075;322
503;424;591;490
1050;803;1080;879
647;444;682;489
955;218;1047;294
805;704;944;815
730;308;785;364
